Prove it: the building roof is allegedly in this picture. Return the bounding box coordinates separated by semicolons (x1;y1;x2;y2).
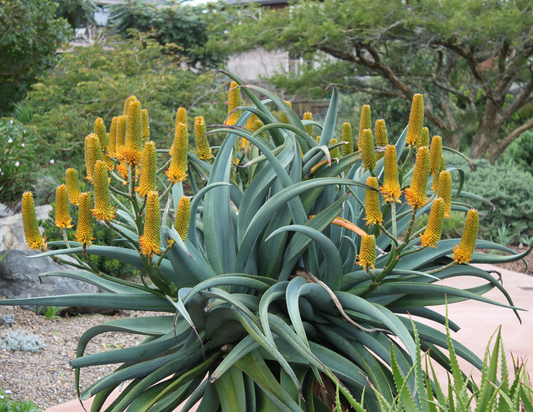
224;0;289;6
95;0;171;5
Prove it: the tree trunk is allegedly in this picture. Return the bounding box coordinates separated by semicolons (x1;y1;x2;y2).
469;100;501;162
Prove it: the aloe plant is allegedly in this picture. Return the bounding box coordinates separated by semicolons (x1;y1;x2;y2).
1;72;531;411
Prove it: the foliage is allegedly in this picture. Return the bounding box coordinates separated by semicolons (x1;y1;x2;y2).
1;74;530;410
38;306;63;321
55;0;96;29
26;32;227;185
108;0;227;69
0;390;41;412
0;119;40;204
0;331;45;353
500;130;533;177
447;153;533;242
208;0;533;162
0;0;72;115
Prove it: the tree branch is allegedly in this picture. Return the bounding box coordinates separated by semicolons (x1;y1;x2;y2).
497;75;533;127
488;117;533;161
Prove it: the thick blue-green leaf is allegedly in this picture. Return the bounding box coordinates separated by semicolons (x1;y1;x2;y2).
215;367;247;412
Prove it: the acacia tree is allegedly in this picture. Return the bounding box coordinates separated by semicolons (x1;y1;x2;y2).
208;0;533;162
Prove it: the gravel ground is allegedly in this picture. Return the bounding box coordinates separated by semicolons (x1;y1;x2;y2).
0;300;171;410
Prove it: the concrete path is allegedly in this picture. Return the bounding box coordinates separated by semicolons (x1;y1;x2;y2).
45;264;533;411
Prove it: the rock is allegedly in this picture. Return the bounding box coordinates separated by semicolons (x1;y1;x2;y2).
0;204;14;219
0;305;14;327
0;250;99;311
0;205;52;252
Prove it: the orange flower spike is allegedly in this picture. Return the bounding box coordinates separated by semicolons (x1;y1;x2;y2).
121;100;143;166
420;197;445;248
419;126;430;148
375;119;388;161
358;104;371;151
405;146;430;209
136;141;157;197
85;133;103;183
406;94;424;146
109;117;118;157
364;177;383;226
174;196;191;241
357;234;376;270
22;192;46;250
76;192;94;247
142;109;150;142
139;190;161;257
166;122;188;183
280;101;292;124
94;118;108;152
92;160;115;222
55;184;73;229
380;145;402;203
65;168;81;206
453;209;479;264
226;81;241;126
361;129;376;171
342;122;354;156
303;112;314;137
438;170;452;218
123;95;138;116
194;116;212;161
115;115;127;157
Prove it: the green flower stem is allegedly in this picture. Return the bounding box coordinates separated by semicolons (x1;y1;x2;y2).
379;224;399;247
347;187;365;209
425;261;456;275
110;170;126;185
110;192;134;216
400;145;414;178
52;256;97;272
157;158;172;175
399;244;424;258
61;228;96;273
403;208;418;245
109;185;131;199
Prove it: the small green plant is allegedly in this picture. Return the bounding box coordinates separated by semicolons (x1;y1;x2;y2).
38;306;63;321
520;235;533;248
0;390;41;412
0;331;45;353
11;101;34;125
495;224;515;251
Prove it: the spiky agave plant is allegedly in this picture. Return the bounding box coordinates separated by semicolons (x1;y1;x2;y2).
2;73;532;412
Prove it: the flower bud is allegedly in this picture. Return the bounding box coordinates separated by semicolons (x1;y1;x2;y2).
253;118;266;140
364;177;383;226
375;119;388;161
123;95;138;116
357;234;376;270
420;197;445;248
361;129;376;171
246;113;258;131
76;192;94;247
22;192;45;250
166;122;188;183
136;141;157;197
92;160;115;222
303;112;314;137
194;116;212;160
438;170;452;218
174;196;191;241
280;101;292;124
358;105;371;151
329;138;341;159
342;122;354;156
94;118;108;151
405;146;430;209
139;191;161;256
419;127;430;148
115;115;127;155
429;136;443;176
109;117;118;157
85;133;103;183
380;145;403;203
453;209;479;264
121;100;143;165
65;168;81;206
142;109;150;141
226;81;241;126
406;94;424;146
55;184;73;229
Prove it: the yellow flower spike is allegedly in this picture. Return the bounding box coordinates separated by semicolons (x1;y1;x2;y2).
142;109;150;141
358;105;371;151
239;137;249;149
406;94;424;146
405;146;430;209
226;81;241;126
420;197;445;248
316;135;321;144
85;133;103;183
419;126;430;148
429;135;443;176
246;113;258;131
94;118;108;152
329;138;341;159
22;192;46;250
65;168;81;206
364;177;383;226
55;184;73;229
123;95;138;116
174;196;191;241
380;145;403;203
438;170;452;218
453;209;479;264
92;160;116;222
76;192;94;247
194;116;212;160
303;112;313;137
342;122;354;156
252;118;266;140
121;100;143;166
109;117;118;157
375;119;388;161
136;141;157;197
280;101;292;124
170;107;188;156
166;122;188;183
357;234;376;270
115;115;127;156
361;129;376;171
139;190;161;257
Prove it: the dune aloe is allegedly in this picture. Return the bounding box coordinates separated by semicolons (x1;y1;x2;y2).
3;73;531;412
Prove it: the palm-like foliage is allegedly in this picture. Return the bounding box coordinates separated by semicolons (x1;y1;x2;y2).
2;72;531;412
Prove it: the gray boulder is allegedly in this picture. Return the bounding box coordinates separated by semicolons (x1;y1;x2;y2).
0;205;52;252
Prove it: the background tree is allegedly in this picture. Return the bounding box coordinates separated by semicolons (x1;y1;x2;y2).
55;0;97;29
0;0;72;115
208;0;533;162
109;0;227;69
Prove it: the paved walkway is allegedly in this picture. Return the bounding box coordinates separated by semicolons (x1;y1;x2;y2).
46;264;533;411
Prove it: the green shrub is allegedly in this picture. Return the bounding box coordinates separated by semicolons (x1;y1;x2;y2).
501;130;533;176
0;390;41;412
447;153;533;242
